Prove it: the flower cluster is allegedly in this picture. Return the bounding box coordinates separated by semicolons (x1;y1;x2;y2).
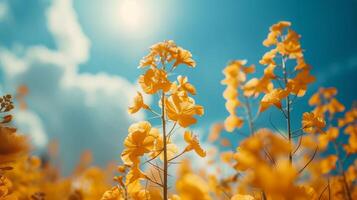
221;60;255;132
1;21;356;200
105;40;205;199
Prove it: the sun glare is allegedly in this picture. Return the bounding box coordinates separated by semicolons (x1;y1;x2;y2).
118;0;146;31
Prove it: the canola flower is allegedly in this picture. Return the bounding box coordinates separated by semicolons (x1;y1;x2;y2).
106;40;205;200
0;22;356;200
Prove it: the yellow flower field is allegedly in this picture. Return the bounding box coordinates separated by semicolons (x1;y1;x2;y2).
0;19;356;200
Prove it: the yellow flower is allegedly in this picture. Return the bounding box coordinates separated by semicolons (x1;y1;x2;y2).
302;112;326;134
260;49;277;66
243;76;273;97
259;88;289;112
128;92;149;114
338;107;357;127
231;194;254;200
150;40;177;61
343;125;357;154
138;68;171;94
294;57;310;70
0;126;29;164
325;98;345;116
173;47;196;68
208;123;224;142
171;75;196;95
176;173;211;200
125;165;146;185
0;175;12;198
165;94;204;128
263;21;291;47
287;69;315;97
277;29;303;58
139;52;157;68
183;130;206;157
101;187;124;200
319;155;338;174
221;60;254;87
224;114;243;132
318;127;339;150
151;135;178;161
121;121;158;165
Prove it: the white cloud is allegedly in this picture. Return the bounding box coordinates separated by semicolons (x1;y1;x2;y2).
46;0;90;64
14;110;47;148
0;1;8;21
0;0;145;173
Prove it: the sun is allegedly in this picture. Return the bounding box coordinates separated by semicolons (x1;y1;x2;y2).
118;0;147;31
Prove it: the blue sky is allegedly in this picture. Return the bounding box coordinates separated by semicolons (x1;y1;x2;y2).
0;0;356;172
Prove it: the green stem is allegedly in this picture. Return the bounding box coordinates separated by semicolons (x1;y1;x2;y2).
282;57;292;165
244;96;254;136
161;59;168;200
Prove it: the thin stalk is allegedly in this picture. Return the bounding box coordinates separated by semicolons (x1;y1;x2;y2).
161;60;168;200
326;112;353;200
328;178;331;200
333;141;352;200
243;97;267;198
282;56;292;164
244;96;254;136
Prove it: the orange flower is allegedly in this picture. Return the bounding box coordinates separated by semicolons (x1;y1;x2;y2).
183;130;206;157
287;69;315;97
231;194;254;200
260;49;277;68
139;52;157;68
171;76;196;95
325;98;345;116
270;21;292;32
224;99;241;118
243;76;273;97
138;68;171;94
224;114;243;132
302;112;326;134
0;175;12;198
263;21;291;47
165;94;204;128
343;125;357;154
125;165;146;185
0;126;29;164
338;107;357;127
208;123;224;142
128;92;149;114
151;135;178;161
294;57;310;70
150;40;177;61
173;47;196;68
259;89;289;112
277;29;303;58
121;121;158;165
101;186;124;200
318;127;339;150
321;87;338;99
318;155;338;174
176;173;211;200
221;60;254;88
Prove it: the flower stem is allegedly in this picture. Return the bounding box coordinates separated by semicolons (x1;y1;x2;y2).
160;59;169;200
282;57;292;164
333;141;352;200
244;96;254;136
161;90;168;200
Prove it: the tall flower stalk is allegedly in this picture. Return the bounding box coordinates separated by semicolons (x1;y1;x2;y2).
115;40;205;199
